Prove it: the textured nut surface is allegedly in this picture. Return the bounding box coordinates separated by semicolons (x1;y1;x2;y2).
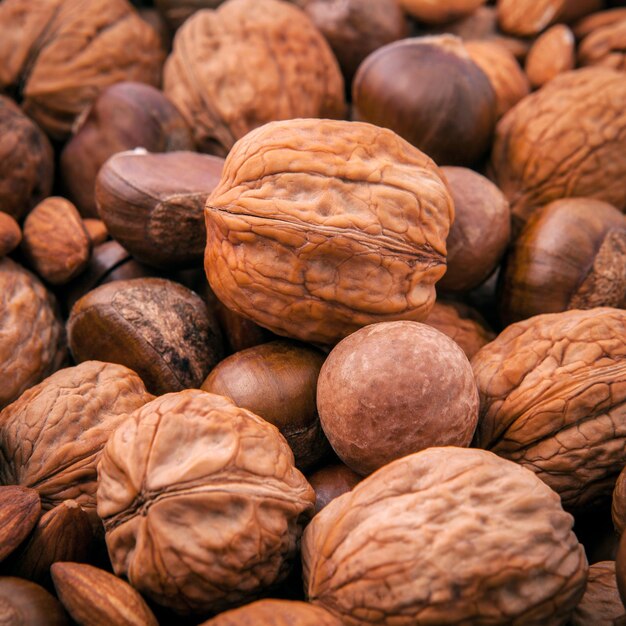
97;390;315;614
22;197;92;285
399;0;486;24
492;68;626;231
0;485;41;561
613;466;626;534
497;0;566;36
473;308;626;510
0;257;66;410
525;24;576;88
0;577;68;626
0;213;21;259
579;18;626;70
302;447;588;625
163;0;345;155
571;561;626;625
573;8;626;40
0;361;152;526
205;118;453;345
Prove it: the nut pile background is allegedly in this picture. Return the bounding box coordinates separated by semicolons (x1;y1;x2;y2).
1;0;626;624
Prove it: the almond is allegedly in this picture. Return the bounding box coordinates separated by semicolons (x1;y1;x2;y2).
0;485;41;561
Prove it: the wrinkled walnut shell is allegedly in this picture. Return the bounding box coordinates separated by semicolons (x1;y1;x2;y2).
570;561;626;625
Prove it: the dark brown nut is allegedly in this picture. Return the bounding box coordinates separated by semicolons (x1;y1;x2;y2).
302;447;588;625
573;8;626;39
0;0;164;140
61;82;194;219
155;0;224;29
214;300;275;353
201;340;328;470
163;0;345;156
205;118;454;345
618;533;626;606
579;18;626;70
0;258;66;410
438;166;510;292
353;35;496;166
465;40;530;119
491;68;626;232
399;0;486;24
200;599;342;625
525;24;576;88
424;300;495;359
307;463;361;514
571;561;626;625
68;278;223;395
293;0;408;85
97;390;315;614
96;151;223;269
82;219;108;247
317;321;479;475
0;96;53;221
0;486;41;561
51;562;158;626
473;308;626;511
0;361;152;528
0;577;68;625
498;198;626;325
613;466;626;534
21;197;92;286
0;212;21;258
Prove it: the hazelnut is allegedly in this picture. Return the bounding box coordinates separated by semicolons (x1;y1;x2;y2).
525;24;576;88
307;463;361;514
353;35;497;166
0;213;21;259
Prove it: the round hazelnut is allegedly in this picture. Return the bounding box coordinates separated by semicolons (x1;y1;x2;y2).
307;463;361;514
525;24;576;88
316;321;479;475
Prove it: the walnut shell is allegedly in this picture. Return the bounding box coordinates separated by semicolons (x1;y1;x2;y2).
613;465;626;534
491;67;626;231
571;561;626;625
473;307;626;511
97;390;315;614
204;118;454;345
302;447;588;625
0;258;66;410
0;0;164;140
163;0;345;156
525;24;576;88
0;361;152;528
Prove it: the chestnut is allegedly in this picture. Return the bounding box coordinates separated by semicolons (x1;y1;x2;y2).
307;462;361;514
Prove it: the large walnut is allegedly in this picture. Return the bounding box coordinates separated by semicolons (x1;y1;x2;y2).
302;447;588;625
0;361;152;528
491;67;626;232
97;390;315;614
0;0;164;140
163;0;344;156
473;308;626;511
204;119;454;345
0;258;66;410
571;561;626;625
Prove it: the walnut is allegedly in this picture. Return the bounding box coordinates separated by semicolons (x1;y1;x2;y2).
97;390;315;614
0;361;152;528
579;18;626;71
571;561;626;625
163;0;345;156
0;258;66;410
204;118;454;345
302;447;588;625
472;307;626;511
0;0;164;140
525;25;576;88
613;465;626;534
491;68;626;232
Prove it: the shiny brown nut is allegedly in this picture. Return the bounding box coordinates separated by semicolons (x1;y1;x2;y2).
155;0;224;29
573;8;626;39
0;212;21;258
61;82;194;218
82;219;108;247
68;278;223;395
0;0;164;140
96;150;223;269
205;118;454;345
464;40;530;119
201;340;328;470
473;308;626;511
613;466;626;534
307;463;361;514
97;390;315;614
424;300;495;359
317;321;479;475
51;562;158;626
0;258;66;410
163;0;345;156
579;18;626;70
0;577;68;625
0;485;41;562
353;36;496;166
200;599;342;625
438;166;510;292
571;561;626;625
525;24;576;88
498;198;626;325
21;197;92;286
0;361;152;528
399;0;486;24
491;68;626;232
0;96;53;221
294;0;408;85
302;447;588;625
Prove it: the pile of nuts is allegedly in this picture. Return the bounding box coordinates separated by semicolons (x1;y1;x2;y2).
1;0;626;623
